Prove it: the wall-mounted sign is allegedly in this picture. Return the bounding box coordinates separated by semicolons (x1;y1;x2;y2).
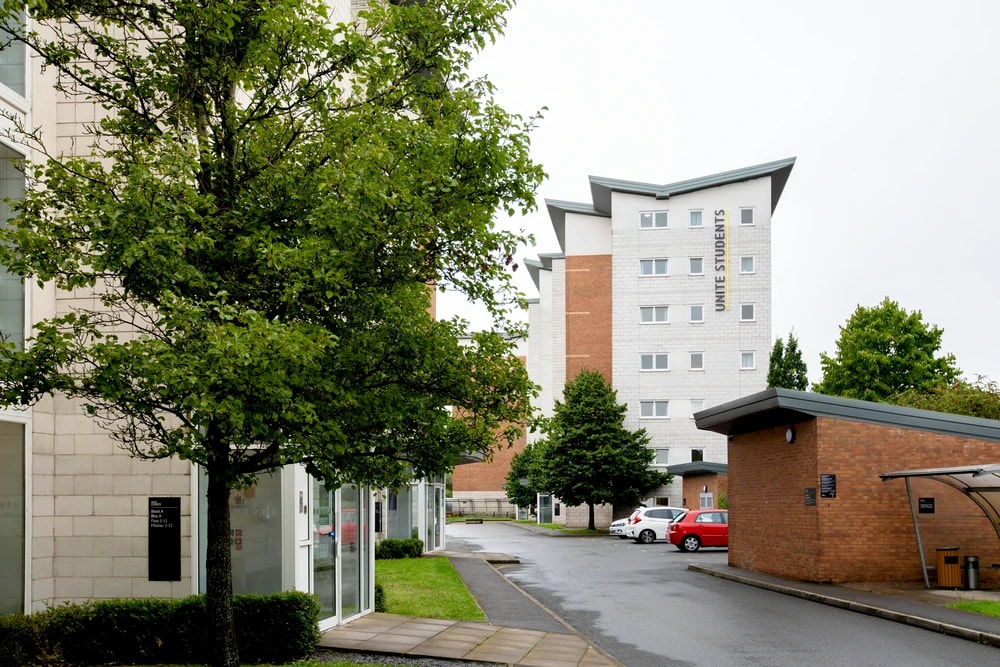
820;474;837;499
713;209;729;311
918;497;935;514
804;487;817;506
148;497;181;581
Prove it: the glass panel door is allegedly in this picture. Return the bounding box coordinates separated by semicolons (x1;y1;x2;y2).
312;480;336;621
340;485;362;619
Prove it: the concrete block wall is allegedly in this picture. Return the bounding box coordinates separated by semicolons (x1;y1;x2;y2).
729;417;1000;585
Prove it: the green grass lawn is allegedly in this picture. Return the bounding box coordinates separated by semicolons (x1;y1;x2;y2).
375;555;486;622
948;599;1000;618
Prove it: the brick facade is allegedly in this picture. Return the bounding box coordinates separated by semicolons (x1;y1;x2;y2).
728;417;1000;585
564;254;612;382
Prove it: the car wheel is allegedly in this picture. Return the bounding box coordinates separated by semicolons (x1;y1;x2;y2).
638;529;656;544
681;535;701;552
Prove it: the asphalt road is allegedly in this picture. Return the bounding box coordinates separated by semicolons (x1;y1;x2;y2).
446;522;999;666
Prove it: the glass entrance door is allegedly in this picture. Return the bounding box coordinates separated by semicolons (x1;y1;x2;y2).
312;480;336;621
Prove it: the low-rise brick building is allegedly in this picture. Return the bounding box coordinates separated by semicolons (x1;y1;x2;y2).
696;388;1000;587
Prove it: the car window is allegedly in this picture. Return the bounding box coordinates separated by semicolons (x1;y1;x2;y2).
696;513;713;523
672;511;688;523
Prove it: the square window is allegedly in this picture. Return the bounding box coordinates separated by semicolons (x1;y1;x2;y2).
690;305;703;323
741;351;755;369
640;353;667;370
692;449;704;462
639;400;669;418
640;306;668;323
689;257;703;275
740;208;754;225
655;353;669;370
655;211;669;228
689;210;703;227
741;303;755;321
640;259;668;276
654;449;670;465
640;354;653;370
640;212;653;228
690;352;704;370
740;256;755;273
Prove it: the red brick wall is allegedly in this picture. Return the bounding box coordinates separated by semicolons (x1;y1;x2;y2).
564;254;612;382
729;417;1000;584
681;473;729;509
451;427;527;493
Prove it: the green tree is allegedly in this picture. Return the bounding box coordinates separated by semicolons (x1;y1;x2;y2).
539;370;669;530
767;330;809;390
503;441;544;510
894;376;1000;419
0;2;542;666
813;298;960;402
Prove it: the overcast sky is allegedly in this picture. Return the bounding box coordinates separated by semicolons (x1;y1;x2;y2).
438;0;1000;384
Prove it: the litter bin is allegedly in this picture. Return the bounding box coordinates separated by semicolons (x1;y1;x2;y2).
936;547;961;588
964;555;980;590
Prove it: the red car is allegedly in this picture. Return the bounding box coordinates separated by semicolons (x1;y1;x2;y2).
667;509;728;552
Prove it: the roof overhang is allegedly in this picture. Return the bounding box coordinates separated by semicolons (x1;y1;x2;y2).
666;461;729;476
695;388;1000;443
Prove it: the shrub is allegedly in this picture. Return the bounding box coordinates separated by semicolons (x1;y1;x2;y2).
0;591;320;667
374;581;386;612
375;538;424;559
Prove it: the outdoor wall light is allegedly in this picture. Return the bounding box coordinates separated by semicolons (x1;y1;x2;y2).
785;427;796;444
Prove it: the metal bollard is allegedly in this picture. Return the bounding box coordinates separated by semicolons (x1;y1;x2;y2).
964;555;980;590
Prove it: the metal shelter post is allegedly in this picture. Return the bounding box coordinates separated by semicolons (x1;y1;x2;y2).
904;477;931;589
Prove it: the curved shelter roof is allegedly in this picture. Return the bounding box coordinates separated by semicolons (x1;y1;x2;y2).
881;464;1000;588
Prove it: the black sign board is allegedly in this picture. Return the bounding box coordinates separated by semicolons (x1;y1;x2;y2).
820;474;837;499
918;497;935;514
148;497;181;581
804;487;817;506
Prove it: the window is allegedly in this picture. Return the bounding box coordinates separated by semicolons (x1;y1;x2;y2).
0;10;25;96
741;351;756;369
690;352;704;370
640;400;669;418
740;303;755;321
691;449;704;462
640;258;669;275
688;257;703;275
689;305;704;323
740;256;755;274
0;143;25;349
654;449;670;465
689;210;703;227
640;353;669;371
740;207;754;225
640;306;669;323
640;211;669;228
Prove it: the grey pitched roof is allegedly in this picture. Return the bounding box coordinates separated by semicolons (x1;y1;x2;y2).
523;253;564;291
666;461;729;476
695;388;1000;443
543;157;796;254
589;156;796;215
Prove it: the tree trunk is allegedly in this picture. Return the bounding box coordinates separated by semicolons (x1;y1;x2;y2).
588;502;595;531
206;468;239;667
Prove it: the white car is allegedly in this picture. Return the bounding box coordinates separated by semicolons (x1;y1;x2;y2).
609;517;629;539
624;506;687;544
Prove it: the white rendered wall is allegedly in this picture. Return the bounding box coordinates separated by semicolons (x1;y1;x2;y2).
612;179;773;474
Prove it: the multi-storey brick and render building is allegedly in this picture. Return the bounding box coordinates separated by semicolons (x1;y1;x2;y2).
523;158;796;518
1;1;450;628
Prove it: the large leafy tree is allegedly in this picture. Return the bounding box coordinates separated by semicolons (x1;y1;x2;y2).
767;330;809;390
539;370;669;530
813;298;960;402
502;441;543;510
0;2;542;666
894;376;1000;420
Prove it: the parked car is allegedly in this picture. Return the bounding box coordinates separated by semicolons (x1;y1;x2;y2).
668;509;729;552
625;506;687;543
609;516;630;539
